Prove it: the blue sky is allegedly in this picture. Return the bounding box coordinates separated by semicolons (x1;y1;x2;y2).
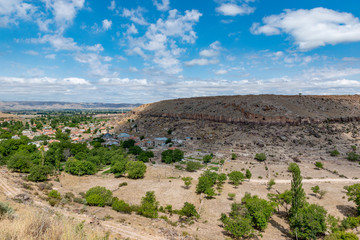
1;0;360;103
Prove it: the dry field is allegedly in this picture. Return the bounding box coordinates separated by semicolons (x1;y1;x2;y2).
1;154;360;240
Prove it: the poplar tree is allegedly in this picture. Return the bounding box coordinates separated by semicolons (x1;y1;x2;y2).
290;163;305;216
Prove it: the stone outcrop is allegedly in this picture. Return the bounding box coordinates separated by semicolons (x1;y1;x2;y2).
128;95;360;125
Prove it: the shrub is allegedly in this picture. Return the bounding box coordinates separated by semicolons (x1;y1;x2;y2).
255;153;267;161
314;162;323;169
86;194;105;207
185;161;203;172
288;162;298;173
220;213;256;239
228;171;245;186
0;202;14;218
231;153;237;160
344;184;360;215
196;176;213;194
110;160;127;177
126;161;146;179
228;193;236;200
7;153;31;173
128;146;142;155
182;177;193;189
347;152;360;162
65;157;96;176
289;204;327;240
202;155;213;164
161;149;184;164
245;169;252;180
179;202;199;219
341;216;360;230
85;186;113;206
330;149;340;157
324;231;359;240
138;191;158;218
267;179;275;190
112;198;132;214
48;190;61;199
28;165;52;182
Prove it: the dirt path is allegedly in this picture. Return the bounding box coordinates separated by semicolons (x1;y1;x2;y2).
249;178;360;184
0;173;166;240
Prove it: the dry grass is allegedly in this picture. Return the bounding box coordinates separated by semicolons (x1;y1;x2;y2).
0;203;112;240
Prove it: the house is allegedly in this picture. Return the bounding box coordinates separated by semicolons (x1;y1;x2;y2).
154;137;168;146
118;133;131;139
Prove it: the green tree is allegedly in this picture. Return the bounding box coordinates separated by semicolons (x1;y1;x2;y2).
179;202;199;219
85;186;113;206
344;184;360;215
182;177;193;189
126;161;146;179
231;153;237;160
185;161;203;172
228;171;245;187
245;169;252;180
267;179;275;190
324;231;359;240
290;163;306;216
112;198;132;213
110;160;127;177
289;204;327;240
203;154;213;163
314;162;324;169
255;153;267;161
196;176;213;194
28;165;52;182
330;149;340;157
138;191;159;218
347;152;360;162
7;153;31;173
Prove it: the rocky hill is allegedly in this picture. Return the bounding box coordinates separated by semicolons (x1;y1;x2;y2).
130;95;360;125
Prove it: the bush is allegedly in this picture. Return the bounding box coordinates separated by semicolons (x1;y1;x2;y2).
112;198;132;214
48;190;61;199
289;204;327;240
86;194;105;207
324;231;359;240
341;216;360;230
228;193;236;200
245;169;252;180
314;162;323;169
161;149;184;164
231;153;237;160
65;157;97;176
128;146;142;155
255;153;267;161
202;155;213;164
185;161;203;172
0;202;14;218
330;149;340;157
179;202;199;219
138;191;158;218
126;161;146;179
228;171;245;186
28;165;52;182
347;152;360;162
85;186;113;206
110;160;127;177
196;176;213;194
7;153;31;173
288;162;298;173
344;184;360;215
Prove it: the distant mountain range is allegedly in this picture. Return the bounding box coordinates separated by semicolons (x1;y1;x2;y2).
0;101;142;110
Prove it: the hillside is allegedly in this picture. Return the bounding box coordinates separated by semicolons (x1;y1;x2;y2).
0;101;142;110
130;95;360;125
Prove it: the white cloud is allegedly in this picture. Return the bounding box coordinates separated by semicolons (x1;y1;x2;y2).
251;7;360;50
0;76;90;85
108;0;115;11
102;19;112;30
62;77;90;85
126;9;202;74
122;7;148;25
45;54;56;59
30;34;80;51
216;3;255;16
153;0;170;12
75;53;111;77
215;69;228;75
184;58;219;66
26;68;44;77
200;41;221;57
125;23;138;35
24;50;39;55
0;0;36;27
86;43;104;52
100;77;148;86
43;0;85;32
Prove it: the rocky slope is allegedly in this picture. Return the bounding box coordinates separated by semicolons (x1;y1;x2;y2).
130;95;360;125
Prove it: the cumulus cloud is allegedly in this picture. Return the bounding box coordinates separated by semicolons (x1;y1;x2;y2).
102;19;112;30
153;0;170;12
0;76;90;85
100;77;148;86
251;7;360;50
122;7;148;25
0;0;37;27
108;0;115;11
215;69;228;75
29;34;80;51
75;52;111;77
184;58;219;66
126;9;202;74
216;3;255;16
200;41;221;57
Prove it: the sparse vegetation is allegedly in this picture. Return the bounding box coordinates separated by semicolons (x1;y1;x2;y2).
255;153;267;161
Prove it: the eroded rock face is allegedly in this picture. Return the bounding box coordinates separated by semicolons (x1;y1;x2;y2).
130;95;360;125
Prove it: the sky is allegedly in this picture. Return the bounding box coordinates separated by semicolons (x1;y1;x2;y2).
1;0;360;103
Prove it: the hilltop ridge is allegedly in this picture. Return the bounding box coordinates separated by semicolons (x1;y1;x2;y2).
130;95;360;125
